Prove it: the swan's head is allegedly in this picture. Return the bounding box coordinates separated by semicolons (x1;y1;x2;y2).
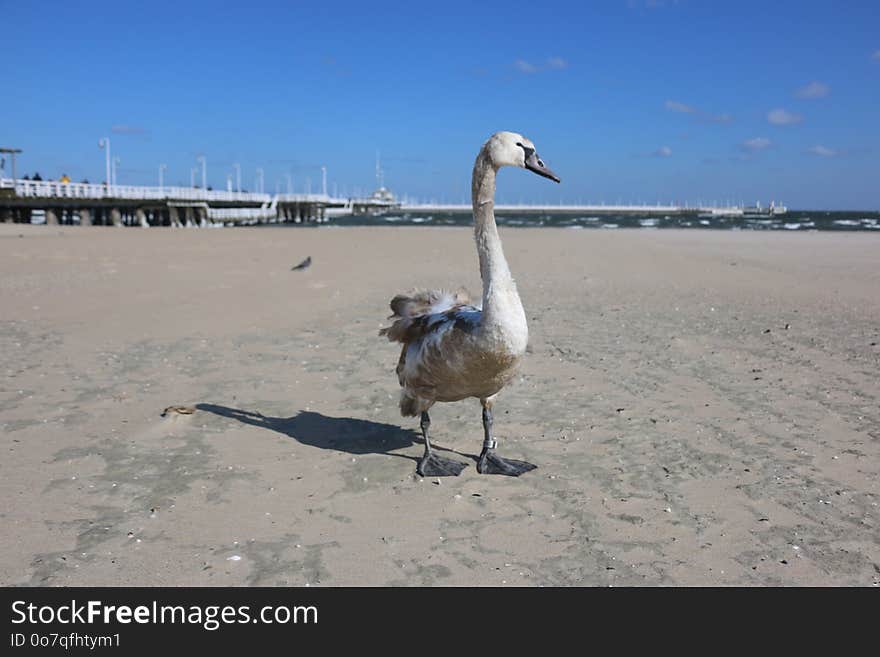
484;131;560;183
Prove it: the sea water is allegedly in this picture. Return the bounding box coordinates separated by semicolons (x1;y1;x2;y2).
299;210;880;232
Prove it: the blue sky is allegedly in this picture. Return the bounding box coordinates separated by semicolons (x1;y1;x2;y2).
2;0;878;208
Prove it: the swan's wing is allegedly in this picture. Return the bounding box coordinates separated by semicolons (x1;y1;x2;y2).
394;305;482;389
388;288;472;320
380;289;481;392
379;288;479;344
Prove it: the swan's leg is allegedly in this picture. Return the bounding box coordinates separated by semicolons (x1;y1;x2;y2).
416;411;467;477
477;400;536;476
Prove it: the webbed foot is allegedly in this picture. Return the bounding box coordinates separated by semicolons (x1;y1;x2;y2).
477;450;537;476
417;452;468;477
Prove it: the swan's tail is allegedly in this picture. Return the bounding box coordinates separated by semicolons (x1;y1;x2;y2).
379;288;473;343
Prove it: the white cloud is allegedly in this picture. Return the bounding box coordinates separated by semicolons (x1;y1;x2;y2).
515;57;567;74
740;137;771;152
795;81;830;99
665;100;695;113
767;108;803;125
653;146;673;157
514;60;539;74
806;145;837;157
665;100;732;123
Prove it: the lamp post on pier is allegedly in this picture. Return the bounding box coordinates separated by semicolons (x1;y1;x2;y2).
256;168;264;194
98;138;111;193
233;163;241;193
196;155;206;191
159;163;167;192
0;147;22;181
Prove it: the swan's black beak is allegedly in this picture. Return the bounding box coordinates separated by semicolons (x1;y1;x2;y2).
524;151;560;183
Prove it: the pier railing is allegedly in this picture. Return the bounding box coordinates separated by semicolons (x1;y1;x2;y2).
1;178;272;203
275;193;346;204
0;178;357;206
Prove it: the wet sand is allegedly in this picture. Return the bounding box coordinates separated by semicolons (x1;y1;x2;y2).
1;223;878;586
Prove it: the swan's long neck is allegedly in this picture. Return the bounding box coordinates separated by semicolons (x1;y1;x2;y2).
472;150;528;352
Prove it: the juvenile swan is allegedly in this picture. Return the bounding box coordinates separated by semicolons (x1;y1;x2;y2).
380;132;560;477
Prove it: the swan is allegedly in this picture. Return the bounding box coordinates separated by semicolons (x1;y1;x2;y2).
380;131;560;477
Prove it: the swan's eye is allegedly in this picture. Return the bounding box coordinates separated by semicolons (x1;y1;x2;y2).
516;143;535;161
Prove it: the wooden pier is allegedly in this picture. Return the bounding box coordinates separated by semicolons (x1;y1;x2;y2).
0;179;350;227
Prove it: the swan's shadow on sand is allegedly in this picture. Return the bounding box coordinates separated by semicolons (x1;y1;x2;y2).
195;403;467;464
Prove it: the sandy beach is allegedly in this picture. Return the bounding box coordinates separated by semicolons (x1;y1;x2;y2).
1;223;877;586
